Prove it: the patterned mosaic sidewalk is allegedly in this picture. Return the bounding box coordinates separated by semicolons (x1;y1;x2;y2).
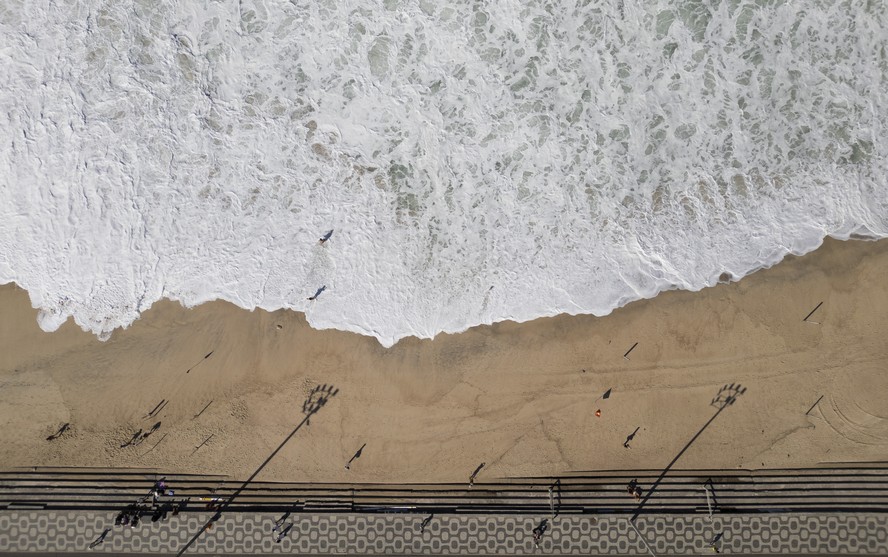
0;511;886;555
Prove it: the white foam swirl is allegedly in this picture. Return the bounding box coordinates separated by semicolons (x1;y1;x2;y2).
1;0;886;346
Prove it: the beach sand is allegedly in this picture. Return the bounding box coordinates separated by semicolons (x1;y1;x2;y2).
1;238;886;483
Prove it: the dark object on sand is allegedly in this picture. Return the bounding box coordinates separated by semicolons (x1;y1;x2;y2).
47;423;70;441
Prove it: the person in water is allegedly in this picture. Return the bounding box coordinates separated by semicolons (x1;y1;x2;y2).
308;285;327;300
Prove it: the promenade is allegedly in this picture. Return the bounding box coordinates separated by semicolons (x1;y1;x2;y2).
1;510;885;555
1;466;886;555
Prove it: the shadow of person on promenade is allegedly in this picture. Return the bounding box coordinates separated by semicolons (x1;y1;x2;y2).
88;527;111;549
532;518;549;547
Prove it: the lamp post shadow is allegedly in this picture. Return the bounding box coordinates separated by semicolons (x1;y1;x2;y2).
630;383;745;522
175;384;339;557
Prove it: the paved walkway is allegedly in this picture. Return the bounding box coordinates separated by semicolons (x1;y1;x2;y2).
0;510;886;555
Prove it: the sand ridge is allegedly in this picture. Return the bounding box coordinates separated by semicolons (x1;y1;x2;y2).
1;238;887;482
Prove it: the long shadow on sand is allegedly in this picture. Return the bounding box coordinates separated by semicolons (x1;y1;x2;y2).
630;383;746;523
175;384;339;557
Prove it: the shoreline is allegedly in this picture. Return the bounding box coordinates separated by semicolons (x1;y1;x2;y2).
1;237;887;483
8;234;887;350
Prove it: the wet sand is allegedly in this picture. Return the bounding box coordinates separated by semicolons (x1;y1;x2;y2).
1;238;886;482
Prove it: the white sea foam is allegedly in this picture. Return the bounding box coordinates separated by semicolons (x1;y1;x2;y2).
1;0;886;346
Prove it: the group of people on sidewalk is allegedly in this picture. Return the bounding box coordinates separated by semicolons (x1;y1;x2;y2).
89;478;190;549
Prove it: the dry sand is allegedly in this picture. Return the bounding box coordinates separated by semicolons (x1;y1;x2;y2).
1;238;887;483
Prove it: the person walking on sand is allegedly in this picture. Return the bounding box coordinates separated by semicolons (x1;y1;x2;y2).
319;229;334;244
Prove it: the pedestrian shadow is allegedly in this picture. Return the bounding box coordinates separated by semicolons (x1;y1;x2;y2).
345;443;366;470
704;477;720;510
419;513;434;533
708;531;725;552
469;462;485;487
549;479;562;518
127;421;161;448
46;423;70;441
623;427;639;448
88;527;111;549
186;351;214;374
307;285;327;301
274;522;294;543
121;429;143;448
532;518;549;546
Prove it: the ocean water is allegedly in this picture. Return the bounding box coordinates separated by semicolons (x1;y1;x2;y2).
1;0;886;347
